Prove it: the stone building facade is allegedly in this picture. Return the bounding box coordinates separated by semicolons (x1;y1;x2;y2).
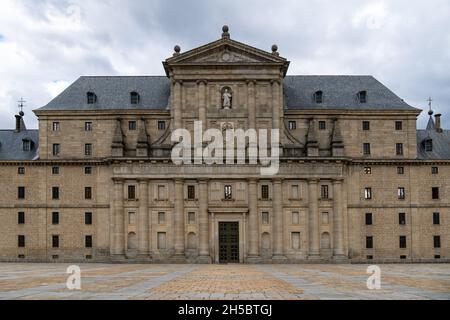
0;27;448;263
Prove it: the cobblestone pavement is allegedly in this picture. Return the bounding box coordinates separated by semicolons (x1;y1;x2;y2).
0;263;449;300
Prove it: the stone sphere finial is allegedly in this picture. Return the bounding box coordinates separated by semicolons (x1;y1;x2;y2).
222;25;230;39
174;45;181;53
19;111;25;117
428;109;434;116
272;44;279;56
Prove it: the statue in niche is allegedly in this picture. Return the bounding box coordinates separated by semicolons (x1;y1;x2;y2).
222;87;232;109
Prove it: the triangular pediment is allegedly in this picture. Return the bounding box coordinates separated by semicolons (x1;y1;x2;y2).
164;37;289;72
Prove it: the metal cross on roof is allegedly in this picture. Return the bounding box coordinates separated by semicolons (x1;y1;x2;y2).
18;98;26;113
427;97;433;110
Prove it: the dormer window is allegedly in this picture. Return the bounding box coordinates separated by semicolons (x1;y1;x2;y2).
22;139;31;152
314;91;323;104
130;92;140;104
358;91;367;103
424;139;433;152
87;92;97;104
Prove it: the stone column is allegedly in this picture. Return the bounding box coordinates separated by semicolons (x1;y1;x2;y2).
272;179;286;259
112;179;125;257
173;81;183;130
308;179;320;259
174;179;185;258
198;80;207;131
247;80;256;129
333;179;346;258
138;179;149;258
271;80;280;131
198;179;211;262
247;179;259;259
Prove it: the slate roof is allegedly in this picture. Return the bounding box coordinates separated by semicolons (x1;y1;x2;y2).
38;76;171;111
0;129;39;161
37;75;418;112
284;76;417;111
417;117;450;160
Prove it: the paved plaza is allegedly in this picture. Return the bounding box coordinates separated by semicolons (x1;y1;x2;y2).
0;263;449;300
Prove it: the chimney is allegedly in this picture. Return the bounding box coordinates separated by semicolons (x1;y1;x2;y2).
435;114;442;133
15;115;22;132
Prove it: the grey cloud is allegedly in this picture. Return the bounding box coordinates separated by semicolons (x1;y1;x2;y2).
0;0;449;130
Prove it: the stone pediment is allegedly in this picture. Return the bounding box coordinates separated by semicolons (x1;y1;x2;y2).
163;29;290;75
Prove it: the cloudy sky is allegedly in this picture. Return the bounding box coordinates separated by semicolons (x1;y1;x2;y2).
0;0;449;129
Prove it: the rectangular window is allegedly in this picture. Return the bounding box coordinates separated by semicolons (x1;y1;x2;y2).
432;167;439;175
292;212;300;225
52;144;60;156
158;212;165;225
85;212;93;225
18;187;25;199
18;212;25;225
432;187;440;200
397;167;404;175
366;236;373;249
396;143;404;156
262;212;269;225
128;121;137;131
425;140;433;152
85;187;92;200
364;188;372;200
18;167;25;175
52;212;59;225
321;185;329;199
85;167;92;175
363;143;371;155
22;140;31;152
399;212;406;225
52;166;60;175
157;232;167;250
291;232;301;250
399;236;407;249
261;185;269;200
187;185;196;200
128;185;136;200
85;235;93;248
434;236;441;248
85;122;93;132
288;121;297;131
52;187;59;200
158;121;166;131
188;212;196;224
433;212;440;225
224;185;232;200
364;167;372;174
362;121;370;131
365;213;373;225
52;235;59;248
85;144;92;156
398;187;406;200
52;122;60;132
319;121;326;130
395;121;403;131
18;235;25;248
